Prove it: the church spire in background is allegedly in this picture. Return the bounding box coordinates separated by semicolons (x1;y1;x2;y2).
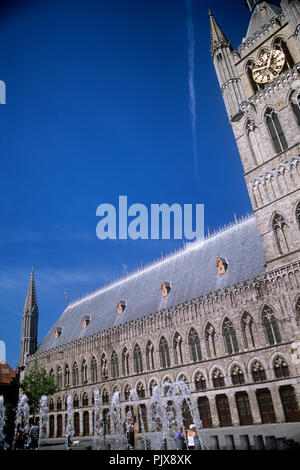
19;268;39;369
208;9;231;59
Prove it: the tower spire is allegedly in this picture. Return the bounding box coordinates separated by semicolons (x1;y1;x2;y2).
19;268;39;369
208;9;231;58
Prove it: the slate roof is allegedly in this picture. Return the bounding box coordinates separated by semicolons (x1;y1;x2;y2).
245;2;281;39
36;216;266;354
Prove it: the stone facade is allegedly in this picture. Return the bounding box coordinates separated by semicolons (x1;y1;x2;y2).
22;1;300;444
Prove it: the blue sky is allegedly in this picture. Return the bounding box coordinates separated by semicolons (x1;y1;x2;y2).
0;0;259;368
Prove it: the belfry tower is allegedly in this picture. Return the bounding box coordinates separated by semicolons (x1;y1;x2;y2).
210;1;300;271
19;268;39;370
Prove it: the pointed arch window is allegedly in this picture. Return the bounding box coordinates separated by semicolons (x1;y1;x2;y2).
205;323;216;358
173;332;183;365
72;362;79;387
265;107;288;154
223;318;239;355
296;297;300;327
82;392;89;407
149;380;158;397
241;312;255;349
296;203;300;231
291;90;300;125
49;398;54;412
122;348;129;376
274;356;290;378
159;337;171;368
73;394;79;408
133;344;143;374
56;366;62;389
81;359;88;384
111;351;119;379
188;328;202;362
146;341;155;371
56;397;62;411
136;382;145;399
64;364;70;388
91;356;98;383
274;37;295;71
195;372;206;391
231;365;245;385
246;119;264;165
252;361;267;382
102;388;109;405
212;369;225;388
262;305;282;345
124;384;131;401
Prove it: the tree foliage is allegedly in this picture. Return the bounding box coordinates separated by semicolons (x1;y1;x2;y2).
20;360;58;414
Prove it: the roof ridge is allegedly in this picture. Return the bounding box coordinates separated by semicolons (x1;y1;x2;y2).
65;213;255;310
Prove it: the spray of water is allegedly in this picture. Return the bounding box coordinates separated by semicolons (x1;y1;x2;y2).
13;394;30;449
0;395;8;450
185;0;198;180
65;394;74;450
38;395;48;449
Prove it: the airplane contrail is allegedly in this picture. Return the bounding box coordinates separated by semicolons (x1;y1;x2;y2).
185;0;198;180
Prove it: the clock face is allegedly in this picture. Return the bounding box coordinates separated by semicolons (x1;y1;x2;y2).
252;50;285;84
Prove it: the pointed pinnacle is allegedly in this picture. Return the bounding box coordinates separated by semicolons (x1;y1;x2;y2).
209;9;231;58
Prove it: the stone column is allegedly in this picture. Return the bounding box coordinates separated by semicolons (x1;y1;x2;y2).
79;410;83;436
247;389;262;424
269;386;286;423
208;395;219;427
227;394;239;426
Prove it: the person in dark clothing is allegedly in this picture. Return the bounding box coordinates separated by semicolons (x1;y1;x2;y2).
29;422;39;450
15;423;25;450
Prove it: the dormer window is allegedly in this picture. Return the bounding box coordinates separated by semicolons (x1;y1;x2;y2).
117;300;126;315
216;257;228;276
161;281;171;298
82;315;91;329
54;327;63;340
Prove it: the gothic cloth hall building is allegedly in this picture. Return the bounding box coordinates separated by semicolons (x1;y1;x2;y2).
19;0;300;446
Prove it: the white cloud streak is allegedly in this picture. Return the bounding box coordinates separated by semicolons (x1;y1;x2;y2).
185;0;198;180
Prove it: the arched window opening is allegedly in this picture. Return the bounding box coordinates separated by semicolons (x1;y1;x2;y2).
136;382;145;399
274;356;290;378
133;344;143;374
173;332;183;365
91;357;97;384
56;366;62;389
188;328;202;362
124;384;131;401
296;297;300;327
159;337;170;369
195;372;206;391
274;37;295;71
149;380;157;397
272;213;289;255
72;362;79;387
212;369;225;388
49;399;54;412
265;108;288;154
291;90;300;125
262;305;282;345
231;365;245;385
235;392;253;426
82;392;89;407
216;394;232;427
252;360;267;382
102;388;109;405
296;203;300;231
111;351;119;379
279;385;300;422
223;319;239;355
56;397;62;411
64;364;70;388
73;394;79;408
